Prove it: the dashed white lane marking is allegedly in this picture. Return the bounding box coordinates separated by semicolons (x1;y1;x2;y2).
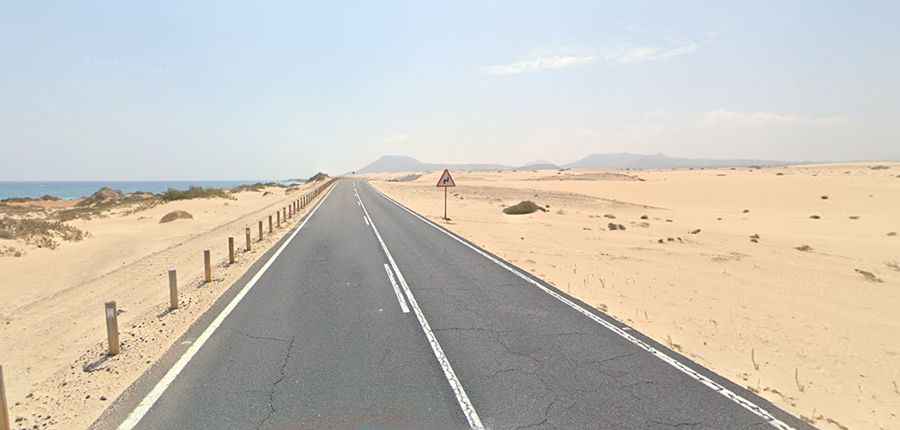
383;263;410;313
356;190;484;430
369;184;797;430
118;185;337;430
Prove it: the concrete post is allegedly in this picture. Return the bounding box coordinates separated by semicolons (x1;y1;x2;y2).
204;250;212;283
168;269;178;310
105;301;120;356
228;237;235;265
245;227;251;252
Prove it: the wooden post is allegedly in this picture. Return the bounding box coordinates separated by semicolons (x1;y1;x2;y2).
228;237;235;264
268;215;273;233
0;365;9;430
283;207;287;221
258;220;263;241
204;250;212;283
0;366;10;430
276;211;281;227
168;269;178;310
245;227;251;251
105;301;120;356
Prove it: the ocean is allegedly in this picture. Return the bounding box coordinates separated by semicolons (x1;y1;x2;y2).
0;181;267;200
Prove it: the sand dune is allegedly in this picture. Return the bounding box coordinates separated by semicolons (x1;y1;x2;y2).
0;182;329;429
370;163;900;430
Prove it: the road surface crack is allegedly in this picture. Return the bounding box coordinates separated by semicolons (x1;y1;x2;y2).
255;335;296;430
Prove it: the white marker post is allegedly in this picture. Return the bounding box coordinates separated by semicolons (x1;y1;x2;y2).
105;301;120;356
436;169;456;221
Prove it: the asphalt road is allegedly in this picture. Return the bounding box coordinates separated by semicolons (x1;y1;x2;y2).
108;179;813;430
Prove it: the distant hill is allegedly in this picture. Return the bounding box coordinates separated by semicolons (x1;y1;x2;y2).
563;153;789;169
357;153;792;174
357;155;508;174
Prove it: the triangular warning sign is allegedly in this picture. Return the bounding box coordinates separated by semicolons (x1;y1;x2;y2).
436;169;456;187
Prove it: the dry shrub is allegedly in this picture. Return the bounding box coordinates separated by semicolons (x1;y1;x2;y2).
160;186;232;202
0;217;87;249
502;201;545;215
795;245;813;252
159;210;194;224
854;269;883;283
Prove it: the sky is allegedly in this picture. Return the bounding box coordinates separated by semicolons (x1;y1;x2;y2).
1;1;898;180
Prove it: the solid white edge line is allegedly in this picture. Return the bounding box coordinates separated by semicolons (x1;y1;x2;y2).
356;190;484;430
383;263;410;313
369;183;797;430
118;184;337;430
364;215;370;226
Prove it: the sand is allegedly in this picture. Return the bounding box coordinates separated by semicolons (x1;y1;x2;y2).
0;182;331;429
370;163;900;430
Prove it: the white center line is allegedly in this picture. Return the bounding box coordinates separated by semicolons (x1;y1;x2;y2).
356;189;484;430
383;263;410;313
370;183;798;430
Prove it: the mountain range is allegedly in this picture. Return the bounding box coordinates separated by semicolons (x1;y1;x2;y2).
356;154;792;174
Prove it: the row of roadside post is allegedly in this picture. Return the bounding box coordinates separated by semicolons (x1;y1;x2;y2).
0;178;337;430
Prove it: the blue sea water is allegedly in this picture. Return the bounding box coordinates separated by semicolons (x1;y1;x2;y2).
0;181;265;200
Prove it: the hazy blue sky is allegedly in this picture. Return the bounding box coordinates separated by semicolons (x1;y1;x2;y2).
2;1;898;180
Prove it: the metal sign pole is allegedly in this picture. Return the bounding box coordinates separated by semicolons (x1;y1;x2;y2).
444;187;448;220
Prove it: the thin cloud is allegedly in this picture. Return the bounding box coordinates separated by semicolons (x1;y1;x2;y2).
610;42;698;64
482;55;596;76
700;110;850;128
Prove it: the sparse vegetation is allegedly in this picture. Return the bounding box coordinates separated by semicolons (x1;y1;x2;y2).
307;172;329;182
607;223;626;231
388;174;422;182
689;229;701;234
159;210;194;224
0;245;23;258
820;195;829;200
854;269;883;283
502;201;546;215
160;186;232;202
809;214;821;219
0;217;87;249
885;261;900;272
869;165;890;170
603;214;616;219
230;182;283;193
795;245;813;252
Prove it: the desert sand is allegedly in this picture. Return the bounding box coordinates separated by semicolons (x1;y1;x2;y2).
0;181;331;429
370;163;900;430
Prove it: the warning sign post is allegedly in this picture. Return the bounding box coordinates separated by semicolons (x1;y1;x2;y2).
436;169;455;220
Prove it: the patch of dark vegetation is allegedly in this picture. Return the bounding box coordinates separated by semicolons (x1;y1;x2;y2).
159;210;194;224
776;172;784;176
888;232;897;237
603;214;616;219
854;269;883;283
77;187;124;207
388;174;422;182
794;245;813;252
749;234;760;243
809;214;821;219
820;195;829;200
502;201;546;215
160;186;233;202
1;194;61;203
848;215;859;220
689;229;701;234
607;223;626;231
230;182;283;193
640;214;648;220
0;245;23;258
307;172;329;182
0;217;87;249
869;165;891;170
55;192;157;221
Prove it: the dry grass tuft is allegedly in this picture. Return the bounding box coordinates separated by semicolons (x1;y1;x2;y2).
854;269;883;283
794;245;813;252
809;214;821;219
160;186;233;202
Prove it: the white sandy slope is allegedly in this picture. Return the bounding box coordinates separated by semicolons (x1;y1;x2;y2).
371;163;900;430
0;183;330;429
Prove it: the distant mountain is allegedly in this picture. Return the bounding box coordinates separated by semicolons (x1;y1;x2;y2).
563;153;789;170
357;155;508;174
358;153;791;174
